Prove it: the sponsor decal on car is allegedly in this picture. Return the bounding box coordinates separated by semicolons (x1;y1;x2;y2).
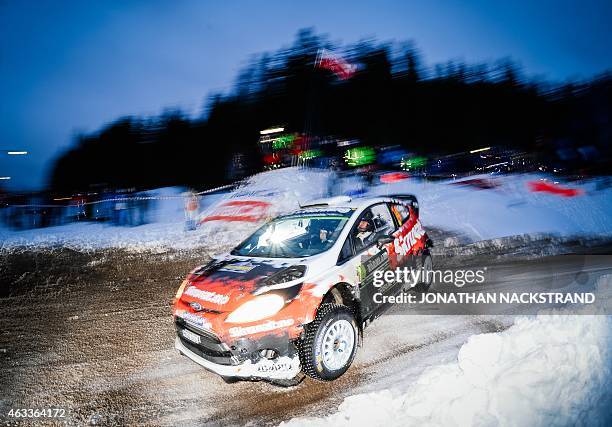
184;286;230;305
228;319;294;337
257;362;293;372
219;262;257;274
394;220;425;256
357;251;388;281
175;309;212;330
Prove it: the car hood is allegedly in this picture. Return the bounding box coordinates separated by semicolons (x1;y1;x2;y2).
180;256;305;312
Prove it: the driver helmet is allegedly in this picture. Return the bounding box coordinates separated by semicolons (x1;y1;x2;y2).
357;211;374;233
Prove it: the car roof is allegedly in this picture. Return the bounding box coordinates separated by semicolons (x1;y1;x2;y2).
298;195;401;211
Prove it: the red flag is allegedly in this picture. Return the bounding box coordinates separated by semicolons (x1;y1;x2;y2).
527;181;584;197
316;49;356;80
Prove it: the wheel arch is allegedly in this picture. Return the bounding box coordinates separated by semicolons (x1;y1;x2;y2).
320;282;363;343
298;282;362;337
322;282;359;309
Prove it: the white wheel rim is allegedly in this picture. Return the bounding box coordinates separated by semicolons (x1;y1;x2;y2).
321;319;355;371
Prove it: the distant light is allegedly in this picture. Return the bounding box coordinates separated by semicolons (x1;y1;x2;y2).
469;147;491;154
0;176;11;180
260;127;284;135
298;149;322;160
401;156;427;171
344;146;376;167
7;151;28;155
485;161;509;169
53;197;72;201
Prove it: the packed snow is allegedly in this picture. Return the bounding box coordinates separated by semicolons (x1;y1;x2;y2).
282;277;612;427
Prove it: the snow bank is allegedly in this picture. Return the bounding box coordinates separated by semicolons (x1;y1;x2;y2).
283;278;612;427
369;174;612;242
1;170;610;252
0;187;203;253
0;168;331;253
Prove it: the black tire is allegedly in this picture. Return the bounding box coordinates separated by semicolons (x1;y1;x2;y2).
413;250;433;293
299;303;358;381
220;376;240;384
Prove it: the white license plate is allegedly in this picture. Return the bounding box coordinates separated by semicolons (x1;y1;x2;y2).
181;329;201;344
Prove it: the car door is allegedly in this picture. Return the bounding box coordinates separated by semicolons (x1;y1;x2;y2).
387;202;412;269
338;203;397;319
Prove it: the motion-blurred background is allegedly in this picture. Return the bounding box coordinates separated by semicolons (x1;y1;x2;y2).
1;1;611;230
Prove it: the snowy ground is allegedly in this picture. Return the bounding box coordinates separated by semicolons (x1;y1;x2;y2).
283;278;612;427
1;247;609;426
2;169;611;254
0;168;331;253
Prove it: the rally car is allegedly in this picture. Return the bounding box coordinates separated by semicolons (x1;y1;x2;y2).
173;195;433;384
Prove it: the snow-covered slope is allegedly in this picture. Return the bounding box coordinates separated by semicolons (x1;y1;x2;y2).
1;170;611;252
282;277;612;427
369;174;612;242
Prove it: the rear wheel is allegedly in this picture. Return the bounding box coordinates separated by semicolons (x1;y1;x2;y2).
299;304;358;381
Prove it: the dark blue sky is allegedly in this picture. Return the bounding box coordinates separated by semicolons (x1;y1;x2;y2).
1;0;611;190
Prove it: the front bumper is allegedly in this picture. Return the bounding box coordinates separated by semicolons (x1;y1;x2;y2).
175;337;301;380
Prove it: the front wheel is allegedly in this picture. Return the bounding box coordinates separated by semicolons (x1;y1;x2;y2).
299;304;358;381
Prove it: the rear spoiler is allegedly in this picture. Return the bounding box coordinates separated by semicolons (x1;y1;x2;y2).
387;194;419;216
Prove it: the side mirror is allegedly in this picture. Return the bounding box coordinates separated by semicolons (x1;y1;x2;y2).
377;235;394;248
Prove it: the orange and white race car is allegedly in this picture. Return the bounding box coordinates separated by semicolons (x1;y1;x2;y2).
173;195;433;384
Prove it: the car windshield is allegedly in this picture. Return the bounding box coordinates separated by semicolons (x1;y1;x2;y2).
231;211;352;258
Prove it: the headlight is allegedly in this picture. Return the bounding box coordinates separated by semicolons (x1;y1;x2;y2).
225;294;285;323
